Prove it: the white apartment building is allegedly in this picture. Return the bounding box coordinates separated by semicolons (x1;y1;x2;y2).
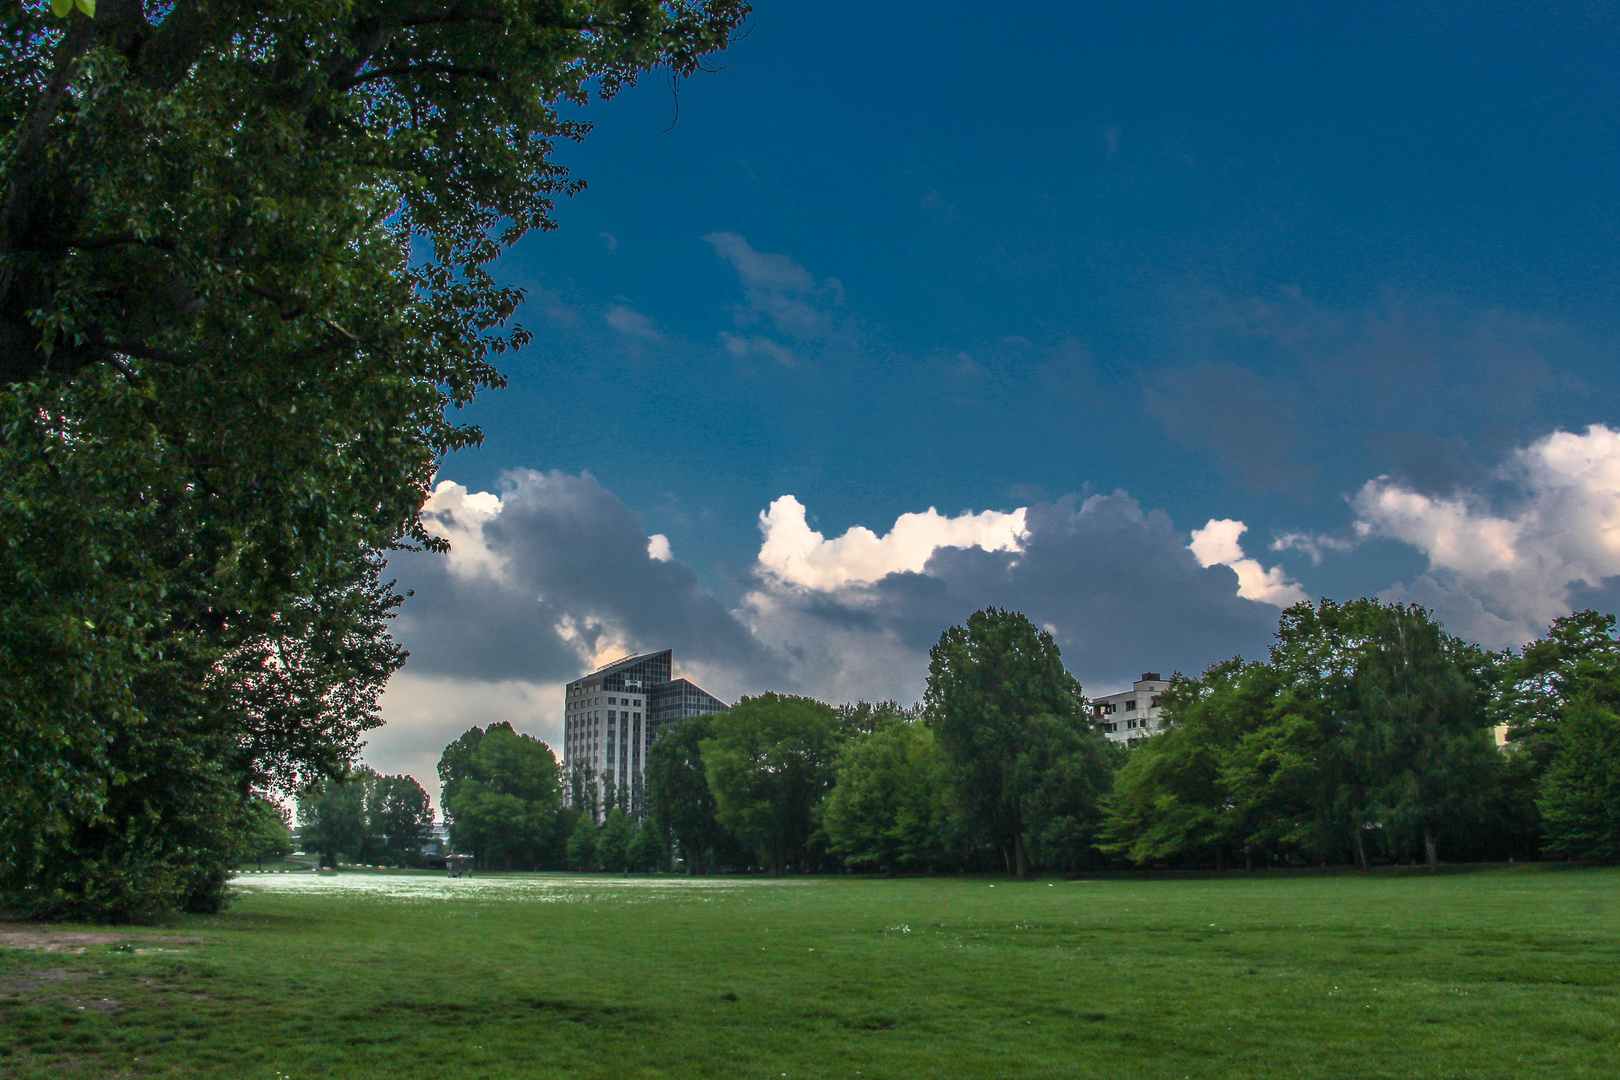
1091;672;1170;744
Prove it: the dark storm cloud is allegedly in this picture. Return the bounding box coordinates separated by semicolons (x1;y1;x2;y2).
1143;363;1319;493
390;471;1280;704
757;492;1283;696
389;469;780;684
1152;288;1616;501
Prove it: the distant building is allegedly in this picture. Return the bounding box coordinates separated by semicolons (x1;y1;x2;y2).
562;649;728;813
1091;672;1170;744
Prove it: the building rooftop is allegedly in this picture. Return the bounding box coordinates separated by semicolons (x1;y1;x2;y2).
579;649;672;680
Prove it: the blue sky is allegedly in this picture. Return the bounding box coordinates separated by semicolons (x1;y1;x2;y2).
367;1;1620;796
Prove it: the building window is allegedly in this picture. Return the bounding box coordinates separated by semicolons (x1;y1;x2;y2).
1125;699;1137;711
1150;695;1161;708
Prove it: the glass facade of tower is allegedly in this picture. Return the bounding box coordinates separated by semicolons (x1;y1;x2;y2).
561;650;728;815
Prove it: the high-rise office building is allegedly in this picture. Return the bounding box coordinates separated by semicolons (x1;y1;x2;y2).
561;649;728;813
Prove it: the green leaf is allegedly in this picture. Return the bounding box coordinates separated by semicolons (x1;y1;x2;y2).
74;0;95;15
51;0;72;17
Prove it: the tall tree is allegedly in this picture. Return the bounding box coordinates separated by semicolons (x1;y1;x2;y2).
1495;610;1620;773
565;812;598;872
363;774;434;866
597;808;634;873
701;694;839;874
1354;604;1497;869
297;768;374;868
646;714;730;873
439;724;563;870
0;0;748;919
821;720;953;873
1536;695;1620;860
924;608;1090;878
628;816;667;873
1498;611;1620;859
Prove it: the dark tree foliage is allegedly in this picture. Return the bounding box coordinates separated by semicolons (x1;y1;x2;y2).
819;719;953;874
597;808;634;872
1537;696;1620;860
0;0;747;919
923;608;1092;878
646;714;735;873
565;811;598;871
833;699;919;741
437;723;563;870
296;767;370;868
239;797;293;869
700;694;840;874
1495;610;1620;773
628;814;667;872
364;773;434;866
295;766;429;867
1354;604;1497;868
1104;599;1511;870
1499;612;1620;860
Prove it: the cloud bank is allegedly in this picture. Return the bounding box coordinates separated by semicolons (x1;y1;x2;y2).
1354;424;1620;648
756;495;1028;590
1189;519;1309;607
373;473;1293;797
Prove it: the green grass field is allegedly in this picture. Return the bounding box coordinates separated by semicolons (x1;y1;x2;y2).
1;866;1615;1079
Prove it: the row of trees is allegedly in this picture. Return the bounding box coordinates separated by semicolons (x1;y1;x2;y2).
306;605;1620;880
297;769;434;868
309;599;1613;880
408;602;1620;880
645;613;1123;878
645;604;1620;875
1102;604;1620;870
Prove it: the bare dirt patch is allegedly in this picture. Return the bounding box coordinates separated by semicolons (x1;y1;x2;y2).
0;967;89;995
0;924;208;953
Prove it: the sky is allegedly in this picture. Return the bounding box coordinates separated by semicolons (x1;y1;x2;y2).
364;0;1620;807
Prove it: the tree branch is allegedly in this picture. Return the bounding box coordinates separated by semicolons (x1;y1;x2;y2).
334;63;501;90
60;233;179;253
136;0;228;94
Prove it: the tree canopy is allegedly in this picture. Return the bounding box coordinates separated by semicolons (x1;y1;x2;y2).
0;0;748;919
701;693;840;874
296;766;433;867
438;723;563;870
1104;600;1507;870
924;608;1092;878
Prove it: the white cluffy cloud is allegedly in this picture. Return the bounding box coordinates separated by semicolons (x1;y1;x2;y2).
1353;424;1620;646
756;494;1029;590
1189;518;1310;607
419;480;505;579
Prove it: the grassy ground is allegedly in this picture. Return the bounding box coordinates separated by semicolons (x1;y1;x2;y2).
0;865;1615;1079
231;861;314;874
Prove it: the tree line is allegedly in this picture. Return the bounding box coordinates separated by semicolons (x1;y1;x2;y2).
417;603;1620;878
297;769;435;869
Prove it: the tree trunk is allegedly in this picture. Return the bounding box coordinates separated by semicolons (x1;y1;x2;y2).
1354;828;1369;871
1423;826;1439;871
1216;846;1226;872
1244;849;1254;872
1013;833;1029;880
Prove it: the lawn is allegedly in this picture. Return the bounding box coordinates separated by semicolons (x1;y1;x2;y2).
0;866;1615;1079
